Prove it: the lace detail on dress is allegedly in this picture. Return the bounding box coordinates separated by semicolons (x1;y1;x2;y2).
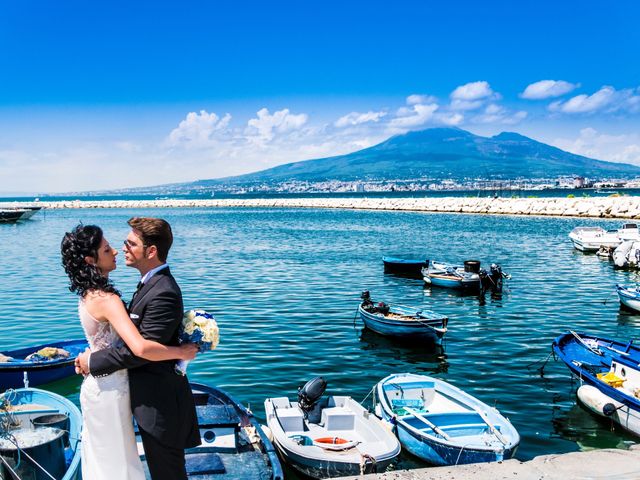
79;300;120;351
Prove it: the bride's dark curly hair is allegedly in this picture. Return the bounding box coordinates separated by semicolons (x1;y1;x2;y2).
61;224;120;298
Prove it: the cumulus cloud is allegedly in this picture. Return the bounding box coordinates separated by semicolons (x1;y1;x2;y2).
245;108;308;145
335;110;387;128
450;81;495;101
166;110;232;148
521;80;578;99
388;103;439;131
553;127;640;165
549;86;640;115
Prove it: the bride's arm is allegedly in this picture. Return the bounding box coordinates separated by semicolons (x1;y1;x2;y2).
96;293;197;361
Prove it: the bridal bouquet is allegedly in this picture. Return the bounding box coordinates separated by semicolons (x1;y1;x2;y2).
176;309;219;375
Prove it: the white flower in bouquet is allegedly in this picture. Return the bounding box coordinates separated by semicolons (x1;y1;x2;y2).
176;309;219;375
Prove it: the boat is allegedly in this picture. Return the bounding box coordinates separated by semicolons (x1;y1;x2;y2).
264;377;400;478
613;240;640;269
552;331;640;437
616;284;640;312
0;387;82;480
382;256;429;277
422;260;482;290
138;382;284;479
0;210;25;224
374;373;520;466
568;224;640;252
0;339;90;390
358;291;447;343
17;206;42;220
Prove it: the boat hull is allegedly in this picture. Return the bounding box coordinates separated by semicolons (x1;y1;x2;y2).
577;385;640;437
382;257;428;278
617;285;640;313
358;305;447;343
0;339;89;389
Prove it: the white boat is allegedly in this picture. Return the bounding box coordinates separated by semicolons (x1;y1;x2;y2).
568;226;622;252
577;357;640;437
617;284;640;312
264;377;400;478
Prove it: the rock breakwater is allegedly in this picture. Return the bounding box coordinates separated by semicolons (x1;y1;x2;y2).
4;197;640;219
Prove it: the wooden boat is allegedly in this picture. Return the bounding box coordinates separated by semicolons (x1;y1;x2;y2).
382;256;429;277
422;260;482;290
375;373;520;466
264;377;400;478
552;331;640;437
0;387;82;480
358;291;447;343
616;284;640;312
0;339;90;390
137;382;283;479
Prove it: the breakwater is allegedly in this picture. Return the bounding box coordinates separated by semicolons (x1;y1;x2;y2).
4;196;640;218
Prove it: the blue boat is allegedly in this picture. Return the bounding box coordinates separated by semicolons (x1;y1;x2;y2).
0;339;89;390
359;291;447;343
382;256;429;277
0;387;82;479
138;382;284;479
422;260;482;290
552;331;640;436
375;373;520;466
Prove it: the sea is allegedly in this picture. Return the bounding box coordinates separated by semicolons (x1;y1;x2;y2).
2;201;640;473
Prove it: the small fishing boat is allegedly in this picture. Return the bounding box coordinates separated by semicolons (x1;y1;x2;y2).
358;291;447;343
375;373;520;466
138;382;283;479
265;377;400;478
552;331;640;437
0;387;82;480
0;339;89;390
616;284;640;312
382;256;429;277
422;260;482;290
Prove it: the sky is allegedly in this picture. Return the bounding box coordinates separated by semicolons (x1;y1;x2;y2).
1;0;639;193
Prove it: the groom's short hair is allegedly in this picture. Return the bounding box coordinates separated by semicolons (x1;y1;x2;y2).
128;217;173;262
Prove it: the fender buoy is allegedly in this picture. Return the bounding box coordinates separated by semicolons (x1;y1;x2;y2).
313;437;358;450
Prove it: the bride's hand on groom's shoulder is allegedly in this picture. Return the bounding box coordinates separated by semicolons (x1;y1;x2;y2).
179;343;198;360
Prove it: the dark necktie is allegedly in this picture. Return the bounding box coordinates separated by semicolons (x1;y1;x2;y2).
131;281;144;304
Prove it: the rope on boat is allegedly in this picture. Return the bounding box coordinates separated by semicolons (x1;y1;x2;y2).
361;385;375;405
525;351;552;377
358;452;377;475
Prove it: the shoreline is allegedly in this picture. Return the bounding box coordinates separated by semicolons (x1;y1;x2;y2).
336;445;640;480
4;196;640;219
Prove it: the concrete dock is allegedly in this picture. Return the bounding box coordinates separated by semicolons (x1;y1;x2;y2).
337;445;640;480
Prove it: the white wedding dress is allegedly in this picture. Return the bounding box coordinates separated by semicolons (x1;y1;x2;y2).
79;300;145;480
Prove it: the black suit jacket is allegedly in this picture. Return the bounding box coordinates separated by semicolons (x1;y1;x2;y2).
89;267;200;449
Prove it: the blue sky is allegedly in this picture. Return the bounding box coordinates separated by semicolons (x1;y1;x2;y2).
1;0;639;192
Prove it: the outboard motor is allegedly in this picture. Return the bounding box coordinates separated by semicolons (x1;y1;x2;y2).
298;377;327;420
489;263;503;294
361;290;373;309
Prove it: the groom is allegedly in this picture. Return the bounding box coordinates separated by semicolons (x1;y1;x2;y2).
76;217;200;480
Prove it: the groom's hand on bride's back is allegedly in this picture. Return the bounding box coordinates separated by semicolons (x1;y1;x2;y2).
75;348;91;375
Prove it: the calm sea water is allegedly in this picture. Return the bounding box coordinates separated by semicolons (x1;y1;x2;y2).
2;207;639;472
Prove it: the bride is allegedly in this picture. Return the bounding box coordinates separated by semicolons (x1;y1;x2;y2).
61;224;197;479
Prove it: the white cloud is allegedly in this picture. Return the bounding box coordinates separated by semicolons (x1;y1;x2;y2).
471;104;528;125
245;108;308;145
548;86;640;115
553;127;640;165
406;94;437;105
388;103;439;131
115;141;142;153
435;112;464;126
335;110;386;128
166;110;232;148
521;80;578;99
450;81;495;101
